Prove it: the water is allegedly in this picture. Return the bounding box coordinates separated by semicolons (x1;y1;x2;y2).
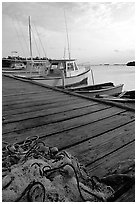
89;65;135;91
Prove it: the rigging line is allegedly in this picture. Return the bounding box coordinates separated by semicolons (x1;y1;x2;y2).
64;9;71;60
31;26;41;58
12;19;26;58
14;15;29;58
32;22;47;58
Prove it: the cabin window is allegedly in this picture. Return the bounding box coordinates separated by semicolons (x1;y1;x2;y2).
74;62;78;70
67;62;74;71
51;64;58;69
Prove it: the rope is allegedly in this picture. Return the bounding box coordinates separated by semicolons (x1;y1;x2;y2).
15;181;45;202
2;137;115;202
42;163;104;201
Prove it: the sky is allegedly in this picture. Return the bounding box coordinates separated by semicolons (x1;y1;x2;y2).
2;1;135;64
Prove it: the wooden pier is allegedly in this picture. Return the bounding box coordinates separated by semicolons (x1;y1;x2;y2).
2;75;135;201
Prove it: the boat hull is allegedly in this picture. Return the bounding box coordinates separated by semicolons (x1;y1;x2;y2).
74;84;124;97
12;69;92;88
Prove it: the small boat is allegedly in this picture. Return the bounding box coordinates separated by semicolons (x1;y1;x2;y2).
67;82;124;97
14;59;92;88
96;90;135;103
2;61;26;74
95;90;135;110
98;90;135;104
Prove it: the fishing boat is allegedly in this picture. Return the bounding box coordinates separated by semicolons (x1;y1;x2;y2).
67;82;124;97
14;58;92;88
12;16;92;88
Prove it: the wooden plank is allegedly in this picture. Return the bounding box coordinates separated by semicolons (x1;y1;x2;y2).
3;103;112;134
2;76;53;94
2;89;55;97
2;91;66;103
64;122;135;166
2;81;44;93
3;99;98;117
2;96;81;111
86;141;135;178
115;184;135;202
2;75;135;202
2;92;76;106
3;101;98;123
3;109;134;146
38;111;134;150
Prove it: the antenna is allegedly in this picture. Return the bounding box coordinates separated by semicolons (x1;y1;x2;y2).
64;9;71;60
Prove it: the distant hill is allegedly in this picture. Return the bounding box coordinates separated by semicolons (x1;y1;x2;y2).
126;61;135;66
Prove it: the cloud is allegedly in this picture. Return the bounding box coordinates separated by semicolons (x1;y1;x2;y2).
2;2;135;63
114;49;120;53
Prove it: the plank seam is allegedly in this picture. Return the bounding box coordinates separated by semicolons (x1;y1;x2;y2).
2;101;98;117
3;90;54;97
85;139;135;167
3;106;114;134
3;104;112;124
58;119;135;151
2;97;80;110
3;110;133;136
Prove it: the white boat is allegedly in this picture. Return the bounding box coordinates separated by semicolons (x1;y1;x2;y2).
15;59;92;88
9;15;91;87
67;82;124;97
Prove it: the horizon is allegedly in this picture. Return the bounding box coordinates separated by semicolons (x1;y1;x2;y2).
2;2;135;64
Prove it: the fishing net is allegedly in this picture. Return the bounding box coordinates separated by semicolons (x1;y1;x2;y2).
2;136;134;202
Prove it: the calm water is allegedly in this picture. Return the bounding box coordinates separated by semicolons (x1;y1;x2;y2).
89;65;135;91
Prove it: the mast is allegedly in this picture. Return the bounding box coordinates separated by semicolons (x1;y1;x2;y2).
28;16;33;76
64;10;71;60
28;16;33;61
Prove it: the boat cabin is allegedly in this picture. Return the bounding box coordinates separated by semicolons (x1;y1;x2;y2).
27;59;80;78
48;59;79;77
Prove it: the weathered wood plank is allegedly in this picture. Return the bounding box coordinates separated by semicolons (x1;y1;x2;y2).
86;141;135;178
3;101;98;123
2;81;44;94
2;76;54;94
3;99;97;118
2;92;77;106
3;103;112;134
38;111;134;150
2;86;53;95
3;109;134;147
115;184;135;202
2;89;55;97
2;91;67;103
2;75;135;202
2;96;81;111
64;122;135;165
